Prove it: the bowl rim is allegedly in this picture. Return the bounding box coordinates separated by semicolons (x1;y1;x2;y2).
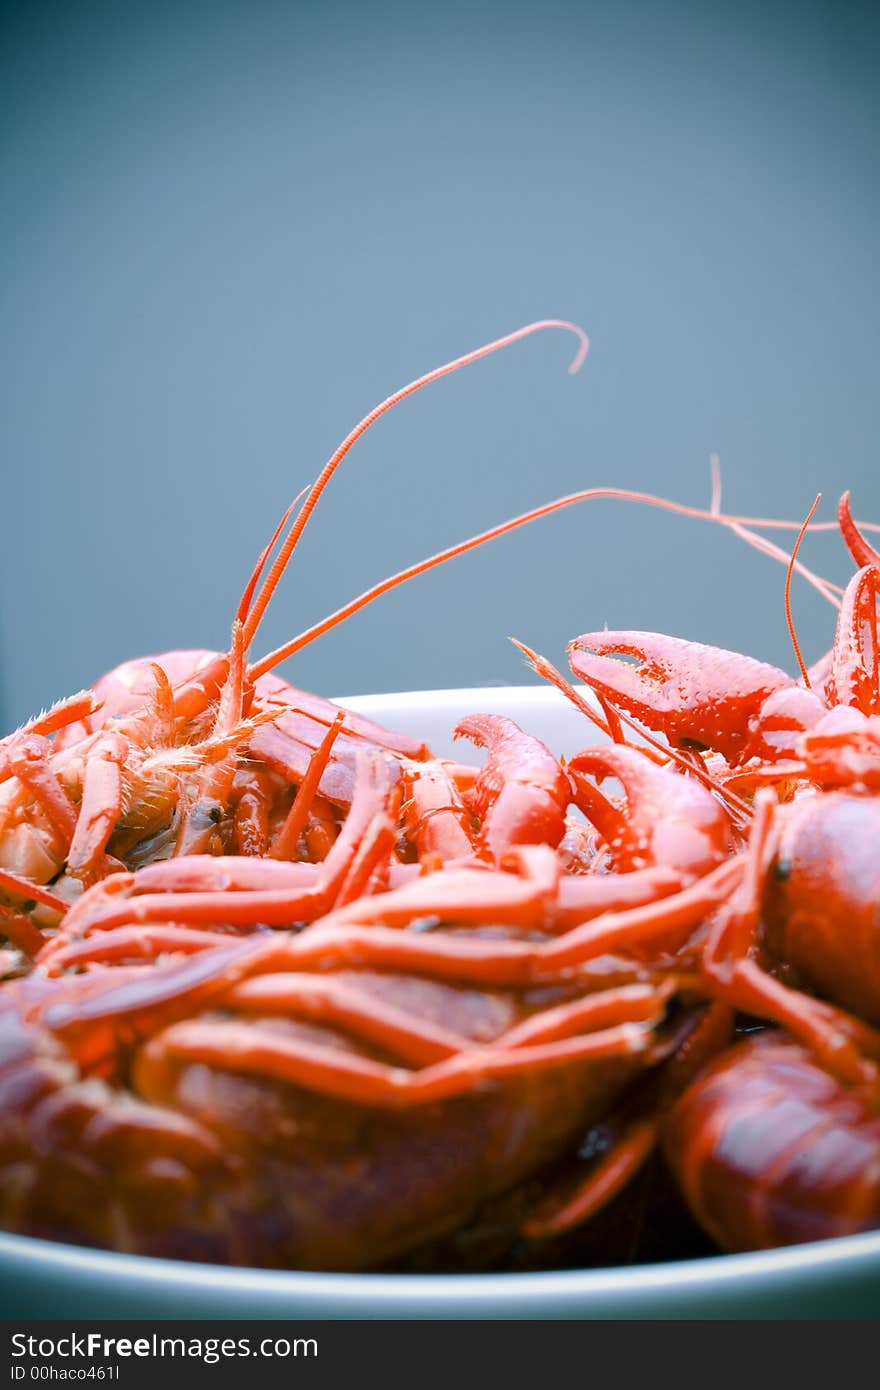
2;1227;880;1307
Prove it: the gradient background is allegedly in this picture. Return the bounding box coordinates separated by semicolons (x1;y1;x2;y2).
2;0;878;730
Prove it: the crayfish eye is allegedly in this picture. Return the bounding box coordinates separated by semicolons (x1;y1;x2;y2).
678;737;710;753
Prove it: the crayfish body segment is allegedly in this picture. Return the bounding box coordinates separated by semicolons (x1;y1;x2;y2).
663;1033;880;1251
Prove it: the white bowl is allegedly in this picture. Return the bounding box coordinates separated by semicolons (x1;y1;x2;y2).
2;687;879;1318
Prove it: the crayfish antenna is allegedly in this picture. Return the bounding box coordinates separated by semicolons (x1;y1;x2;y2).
235;487;308;629
708;458;839;608
241;319;589;651
510;639;617;744
785;495;822;688
251;485;855;683
723;517;842;608
214;620;247;738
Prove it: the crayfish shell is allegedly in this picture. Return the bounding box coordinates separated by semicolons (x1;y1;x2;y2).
1;971;643;1270
662;1032;880;1251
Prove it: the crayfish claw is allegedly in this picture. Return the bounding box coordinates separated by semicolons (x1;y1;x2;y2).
453;714;570;862
568;630;796;764
569;744;732;879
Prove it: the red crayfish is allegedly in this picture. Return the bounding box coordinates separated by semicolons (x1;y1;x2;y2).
1;320;879;1269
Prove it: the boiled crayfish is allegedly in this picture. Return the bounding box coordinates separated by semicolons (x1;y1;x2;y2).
1;322;879;1269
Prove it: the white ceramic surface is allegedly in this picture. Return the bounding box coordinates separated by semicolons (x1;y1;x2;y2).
2;687;879;1319
340;685;602;759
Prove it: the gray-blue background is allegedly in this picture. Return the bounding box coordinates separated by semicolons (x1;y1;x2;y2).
2;0;878;730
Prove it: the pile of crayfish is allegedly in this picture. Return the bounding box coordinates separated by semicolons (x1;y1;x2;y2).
1;321;879;1272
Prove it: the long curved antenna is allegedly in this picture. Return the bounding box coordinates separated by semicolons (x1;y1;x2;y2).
236;487;308;627
241;320;589;647
785;495;821;687
250;486;843;680
725;518;841;605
